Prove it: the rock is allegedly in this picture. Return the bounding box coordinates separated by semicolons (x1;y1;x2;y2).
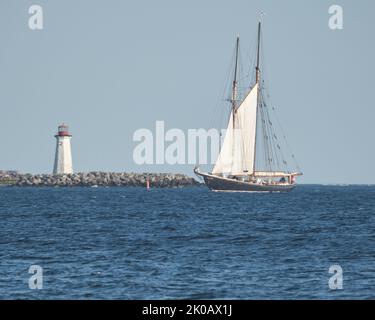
7;172;202;188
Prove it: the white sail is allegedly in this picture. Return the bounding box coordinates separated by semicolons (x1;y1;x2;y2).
212;83;258;175
212;110;234;175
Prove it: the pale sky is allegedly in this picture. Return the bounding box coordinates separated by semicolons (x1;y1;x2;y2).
0;0;374;184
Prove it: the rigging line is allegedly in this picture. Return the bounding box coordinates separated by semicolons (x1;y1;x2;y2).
237;49;245;102
209;43;238;133
258;92;271;172
260;92;272;171
264;105;276;171
208;44;237;168
262;72;297;172
265;98;282;172
257;37;298;173
256;30;273;172
271;104;301;171
269;118;289;171
262;97;288;172
244;36;257;92
259;90;272;172
258;97;268;172
268;125;282;170
263;108;281;170
261;91;285;171
265;104;288;172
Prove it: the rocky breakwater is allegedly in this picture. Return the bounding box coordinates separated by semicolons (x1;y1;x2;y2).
10;172;201;188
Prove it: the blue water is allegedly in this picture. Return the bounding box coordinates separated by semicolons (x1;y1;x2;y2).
0;185;374;299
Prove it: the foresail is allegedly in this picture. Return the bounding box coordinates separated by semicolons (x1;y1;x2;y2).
212;83;258;175
212;111;234;175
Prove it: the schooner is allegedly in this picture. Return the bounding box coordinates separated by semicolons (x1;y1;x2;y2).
194;21;302;192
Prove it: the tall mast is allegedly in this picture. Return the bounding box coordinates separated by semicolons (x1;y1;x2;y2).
256;21;261;84
253;21;261;175
232;37;239;115
231;37;239;171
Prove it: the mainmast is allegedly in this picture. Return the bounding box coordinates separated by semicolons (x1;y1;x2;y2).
253;21;261;175
230;37;239;169
256;21;261;83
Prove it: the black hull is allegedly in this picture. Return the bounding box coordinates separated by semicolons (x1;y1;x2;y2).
195;171;295;193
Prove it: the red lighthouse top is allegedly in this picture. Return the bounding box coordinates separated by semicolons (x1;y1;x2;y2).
56;124;72;137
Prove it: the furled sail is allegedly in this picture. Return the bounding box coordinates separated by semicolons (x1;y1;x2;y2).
212;83;258;176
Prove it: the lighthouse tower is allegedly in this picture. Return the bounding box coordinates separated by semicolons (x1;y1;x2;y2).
53;124;73;175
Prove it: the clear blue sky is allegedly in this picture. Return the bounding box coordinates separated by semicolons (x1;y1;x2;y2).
0;0;374;184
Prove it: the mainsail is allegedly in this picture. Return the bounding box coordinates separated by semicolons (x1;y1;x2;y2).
212;83;258;176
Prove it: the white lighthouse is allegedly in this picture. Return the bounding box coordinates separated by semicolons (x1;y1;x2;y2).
53;124;73;175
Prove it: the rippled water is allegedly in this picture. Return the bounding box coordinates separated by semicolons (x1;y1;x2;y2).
0;185;374;299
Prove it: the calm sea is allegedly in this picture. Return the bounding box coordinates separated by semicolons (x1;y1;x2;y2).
0;185;374;299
